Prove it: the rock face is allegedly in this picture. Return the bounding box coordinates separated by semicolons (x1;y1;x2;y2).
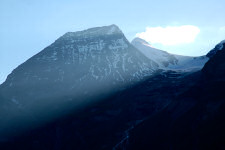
132;37;209;71
0;25;157;138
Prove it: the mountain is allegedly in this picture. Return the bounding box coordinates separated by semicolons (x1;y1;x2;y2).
1;25;224;150
131;37;209;71
126;41;225;150
0;25;157;139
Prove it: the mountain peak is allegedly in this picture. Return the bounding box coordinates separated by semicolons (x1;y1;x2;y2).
131;37;151;46
61;24;123;40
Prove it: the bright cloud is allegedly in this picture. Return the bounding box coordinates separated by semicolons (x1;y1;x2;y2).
136;25;200;46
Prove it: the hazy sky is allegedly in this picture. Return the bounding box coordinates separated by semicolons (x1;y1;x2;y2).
1;0;225;83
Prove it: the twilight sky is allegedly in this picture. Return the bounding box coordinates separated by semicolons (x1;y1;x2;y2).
0;0;225;83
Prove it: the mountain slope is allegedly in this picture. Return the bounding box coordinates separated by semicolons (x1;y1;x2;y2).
131;38;178;68
132;37;209;71
0;69;199;150
1;25;156;101
0;25;157;139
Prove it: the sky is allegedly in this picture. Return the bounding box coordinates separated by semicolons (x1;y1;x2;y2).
0;0;225;84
